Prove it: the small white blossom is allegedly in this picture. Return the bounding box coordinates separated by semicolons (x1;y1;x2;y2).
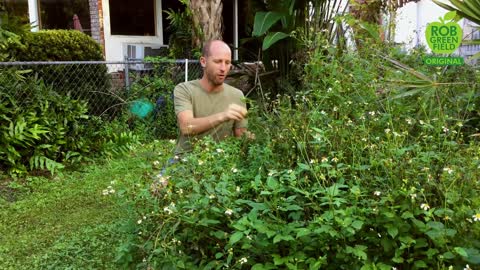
332;157;339;163
309;159;316;164
236;186;241;192
216;148;224;153
410;193;417;199
209;194;216;199
169;139;176;144
472;213;480;222
442;126;449;133
368;111;376;116
374;191;381;196
320;110;326;115
153;160;160;166
137;219;142;224
443;167;454;174
419;120;425;125
384;128;391;134
239;257;248;264
457;122;464;127
321;157;329;163
231;168;238;173
225;209;233;216
164;206;173;214
420;203;430;211
406;118;413;125
102;189;109;196
268;171;274;176
198;160;204;165
464;264;472;270
333;106;338;112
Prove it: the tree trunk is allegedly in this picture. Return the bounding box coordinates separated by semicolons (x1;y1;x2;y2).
190;0;223;49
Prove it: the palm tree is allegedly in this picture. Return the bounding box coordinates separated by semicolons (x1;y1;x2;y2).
190;0;223;48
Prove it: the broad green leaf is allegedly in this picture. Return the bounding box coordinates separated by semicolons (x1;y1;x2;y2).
454;247;468;257
252;12;283;37
387;225;399;238
414;260;428;268
262;32;289;51
229;231;244;246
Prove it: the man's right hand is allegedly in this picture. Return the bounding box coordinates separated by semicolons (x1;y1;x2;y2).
223;104;247;121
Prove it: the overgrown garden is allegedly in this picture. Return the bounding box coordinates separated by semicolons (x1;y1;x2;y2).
1;0;480;269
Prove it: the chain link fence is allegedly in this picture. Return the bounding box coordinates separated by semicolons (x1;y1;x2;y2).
0;59;202;120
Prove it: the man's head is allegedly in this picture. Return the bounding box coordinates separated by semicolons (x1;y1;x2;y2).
200;40;232;87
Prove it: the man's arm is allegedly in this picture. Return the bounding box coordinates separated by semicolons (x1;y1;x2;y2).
177;104;247;136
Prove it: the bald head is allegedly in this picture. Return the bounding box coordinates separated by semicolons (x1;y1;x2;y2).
202;40;231;57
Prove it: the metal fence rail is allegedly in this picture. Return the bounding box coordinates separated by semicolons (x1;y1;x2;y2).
0;59;202;120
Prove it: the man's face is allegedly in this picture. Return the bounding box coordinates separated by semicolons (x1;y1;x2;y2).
201;42;232;86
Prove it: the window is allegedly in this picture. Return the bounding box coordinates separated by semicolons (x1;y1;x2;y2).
109;0;155;36
39;0;91;33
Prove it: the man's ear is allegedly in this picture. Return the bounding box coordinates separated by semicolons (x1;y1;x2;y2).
200;56;206;68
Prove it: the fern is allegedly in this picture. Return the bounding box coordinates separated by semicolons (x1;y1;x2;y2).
29;155;65;175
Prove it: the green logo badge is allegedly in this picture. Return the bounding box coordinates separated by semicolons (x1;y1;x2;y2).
425;11;463;54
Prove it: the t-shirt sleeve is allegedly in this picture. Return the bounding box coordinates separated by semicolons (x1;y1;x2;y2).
174;84;192;115
234;91;248;129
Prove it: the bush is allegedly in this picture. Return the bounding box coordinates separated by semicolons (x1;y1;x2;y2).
4;30;114;116
118;45;480;269
0;70;138;175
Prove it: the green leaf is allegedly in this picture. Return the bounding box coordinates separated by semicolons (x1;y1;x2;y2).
387;225;399;239
454;247;468;257
229;232;244;246
414;260;428;268
296;228;311;238
262;32;289;51
443;251;455;259
252;12;283;37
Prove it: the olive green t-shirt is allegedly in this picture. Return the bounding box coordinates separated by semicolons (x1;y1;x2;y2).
174;80;247;153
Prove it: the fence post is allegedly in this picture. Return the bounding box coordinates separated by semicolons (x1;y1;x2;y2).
185;59;188;82
124;56;130;94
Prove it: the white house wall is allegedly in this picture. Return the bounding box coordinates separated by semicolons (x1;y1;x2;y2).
102;0;164;62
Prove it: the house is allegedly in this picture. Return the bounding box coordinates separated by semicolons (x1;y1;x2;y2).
16;0;244;62
11;0;479;61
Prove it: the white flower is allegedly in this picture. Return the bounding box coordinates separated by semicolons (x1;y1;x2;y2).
406;118;413;125
442;126;449;133
174;155;179;160
225;209;233;216
236;186;241;192
153;160;160;166
320;110;326;115
333;106;338;112
410;193;417;199
209;194;216;199
268;171;274;176
169;139;176;144
464;264;472;270
368;111;376;116
231;168;238;173
361;138;367;142
239;257;248;264
110;180;116;185
164;206;173;215
198;160;204;165
419;120;425;125
457;122;463;127
137;219;142;224
102;189;109;196
420;203;430;211
443;167;454;174
178;189;183;195
327;87;332;92
109;189;115;194
309;159;316;164
216;148;224;153
384;128;391;134
287;169;293;173
321;157;329;163
373;191;381;196
472;213;480;222
332;157;339;163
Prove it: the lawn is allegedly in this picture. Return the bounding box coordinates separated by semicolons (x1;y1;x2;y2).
0;142;165;269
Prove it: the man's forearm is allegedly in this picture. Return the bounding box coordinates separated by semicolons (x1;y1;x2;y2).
179;112;226;135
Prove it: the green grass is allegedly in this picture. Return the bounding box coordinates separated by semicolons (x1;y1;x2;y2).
0;143;164;269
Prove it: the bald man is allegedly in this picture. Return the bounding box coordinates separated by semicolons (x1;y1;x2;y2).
173;40;250;153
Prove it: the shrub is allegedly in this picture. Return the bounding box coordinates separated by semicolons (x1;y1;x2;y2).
4;30;114;116
118;44;480;269
0;70;138;175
